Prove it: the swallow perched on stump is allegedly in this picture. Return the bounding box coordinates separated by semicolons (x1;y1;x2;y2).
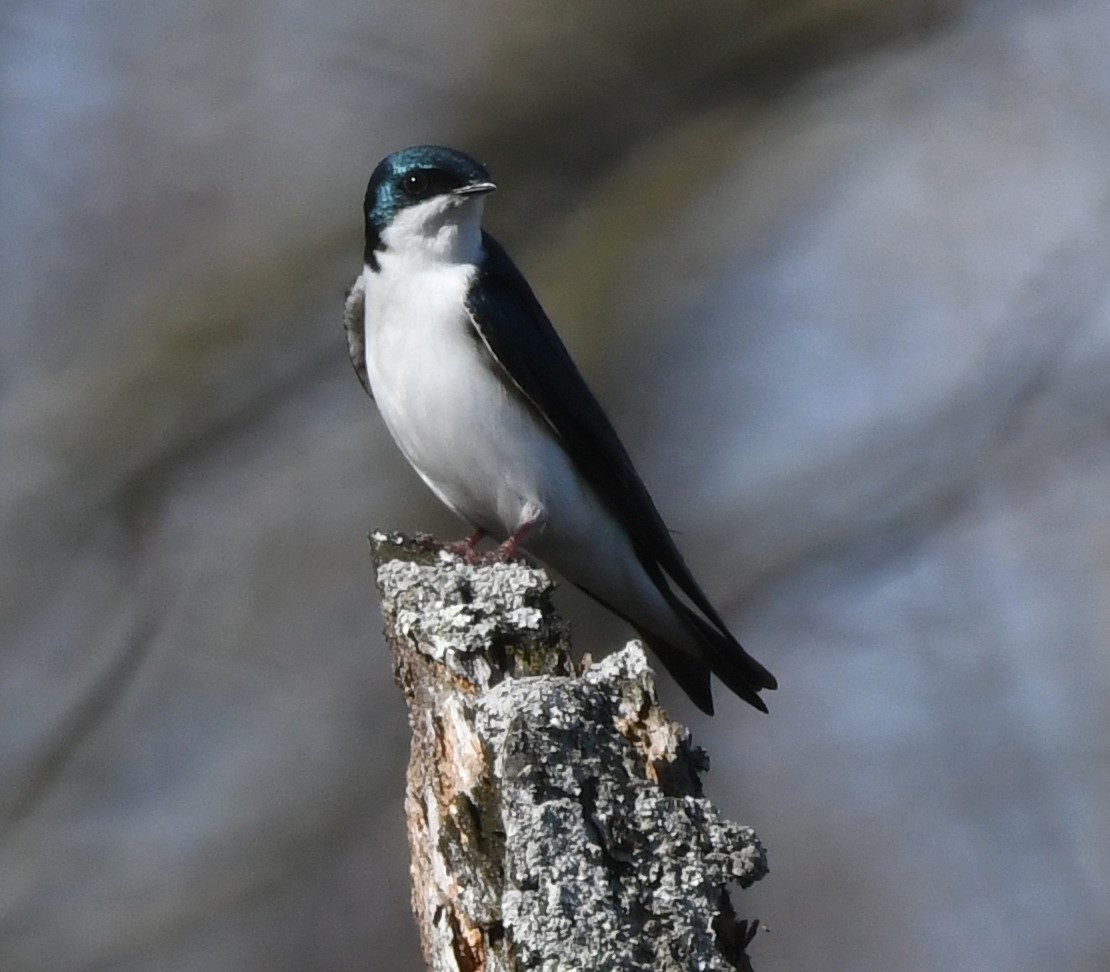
345;145;776;714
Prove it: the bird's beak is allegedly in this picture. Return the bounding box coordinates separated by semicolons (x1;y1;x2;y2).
452;181;497;197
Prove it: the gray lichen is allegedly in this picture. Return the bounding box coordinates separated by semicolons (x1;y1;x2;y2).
371;532;767;972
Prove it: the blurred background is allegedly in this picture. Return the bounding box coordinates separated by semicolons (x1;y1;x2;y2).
2;0;1108;969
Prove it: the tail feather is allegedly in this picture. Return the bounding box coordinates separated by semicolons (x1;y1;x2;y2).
638;636;717;715
574;580;776;716
667;600;776;713
632;555;776;714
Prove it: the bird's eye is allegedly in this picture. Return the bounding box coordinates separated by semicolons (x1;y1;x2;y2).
401;171;430;197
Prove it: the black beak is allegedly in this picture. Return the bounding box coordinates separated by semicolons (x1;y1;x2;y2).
452;181;497;197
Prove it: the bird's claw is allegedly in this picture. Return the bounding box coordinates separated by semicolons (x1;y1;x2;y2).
419;530;489;563
420;518;536;564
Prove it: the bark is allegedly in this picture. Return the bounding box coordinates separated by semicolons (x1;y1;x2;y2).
370;532;768;972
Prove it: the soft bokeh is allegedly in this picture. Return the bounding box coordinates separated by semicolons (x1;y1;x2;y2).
2;1;1108;969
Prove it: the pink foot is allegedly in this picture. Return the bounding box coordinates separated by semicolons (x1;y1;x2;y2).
419;529;487;563
488;519;536;562
421;515;540;565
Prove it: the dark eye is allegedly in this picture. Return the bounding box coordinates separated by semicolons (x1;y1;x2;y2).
399;167;462;199
401;171;430;197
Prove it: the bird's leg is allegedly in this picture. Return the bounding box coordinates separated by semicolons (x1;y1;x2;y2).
491;507;544;562
419;528;487;562
444;528;487;560
425;508;544;564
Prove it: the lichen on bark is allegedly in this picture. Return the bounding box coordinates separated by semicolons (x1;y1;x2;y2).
371;532;767;972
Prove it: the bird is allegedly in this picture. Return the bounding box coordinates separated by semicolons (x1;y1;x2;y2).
345;144;776;714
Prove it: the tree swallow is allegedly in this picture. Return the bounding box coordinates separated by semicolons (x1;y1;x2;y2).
345;145;777;714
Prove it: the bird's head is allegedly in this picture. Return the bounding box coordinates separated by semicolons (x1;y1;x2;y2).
363;145;496;268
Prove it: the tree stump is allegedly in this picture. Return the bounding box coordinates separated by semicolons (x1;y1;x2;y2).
370;532;768;972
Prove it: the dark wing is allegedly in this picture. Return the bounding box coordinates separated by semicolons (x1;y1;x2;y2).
343;276;372;399
465;232;737;640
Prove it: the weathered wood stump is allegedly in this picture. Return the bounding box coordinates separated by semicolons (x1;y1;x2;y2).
371;532;768;972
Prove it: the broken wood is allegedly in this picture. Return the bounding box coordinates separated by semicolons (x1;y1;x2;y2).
370;531;768;971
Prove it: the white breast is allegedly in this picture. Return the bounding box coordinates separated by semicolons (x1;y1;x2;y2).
358;228;689;650
360;252;572;538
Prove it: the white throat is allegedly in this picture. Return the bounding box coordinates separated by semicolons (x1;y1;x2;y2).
378;195;486;269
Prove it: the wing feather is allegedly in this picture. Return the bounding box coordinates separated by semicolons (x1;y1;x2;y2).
465;232;735;638
343;276;372;399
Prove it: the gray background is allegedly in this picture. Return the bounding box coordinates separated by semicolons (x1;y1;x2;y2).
2;0;1108;969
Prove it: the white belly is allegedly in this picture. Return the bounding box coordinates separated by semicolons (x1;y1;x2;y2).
360;259;688;647
362;260;582;538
